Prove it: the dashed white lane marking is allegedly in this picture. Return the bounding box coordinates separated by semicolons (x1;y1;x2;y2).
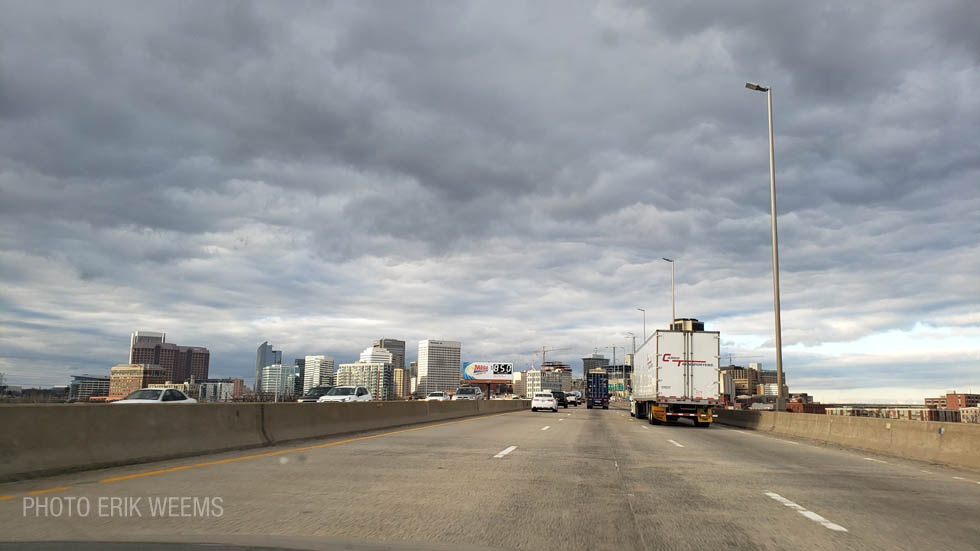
765;492;848;532
864;457;889;464
920;470;932;474
779;440;800;445
541;426;550;431
559;418;565;421
952;476;965;480
494;446;517;458
667;439;684;448
642;426;649;430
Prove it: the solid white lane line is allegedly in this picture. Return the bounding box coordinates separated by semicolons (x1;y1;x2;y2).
765;492;847;532
667;439;684;448
494;446;517;458
541;426;550;431
779;440;800;445
864;457;889;464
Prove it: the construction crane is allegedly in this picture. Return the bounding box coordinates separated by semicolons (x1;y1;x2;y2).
524;346;573;368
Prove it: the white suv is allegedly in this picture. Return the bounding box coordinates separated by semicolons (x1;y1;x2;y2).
317;386;372;402
453;386;484;400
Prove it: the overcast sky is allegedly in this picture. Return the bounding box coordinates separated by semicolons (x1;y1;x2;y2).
1;1;978;402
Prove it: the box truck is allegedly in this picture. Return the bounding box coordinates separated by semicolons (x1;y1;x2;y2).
586;370;609;409
629;319;721;427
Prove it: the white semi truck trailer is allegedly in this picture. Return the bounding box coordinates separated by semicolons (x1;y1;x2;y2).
629;319;722;427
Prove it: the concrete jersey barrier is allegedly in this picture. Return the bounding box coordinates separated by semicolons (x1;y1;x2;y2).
715;409;980;472
0;400;530;482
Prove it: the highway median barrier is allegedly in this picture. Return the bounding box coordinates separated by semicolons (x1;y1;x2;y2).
0;399;530;482
715;409;980;472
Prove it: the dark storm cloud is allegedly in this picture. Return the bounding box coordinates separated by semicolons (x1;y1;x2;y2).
0;1;977;399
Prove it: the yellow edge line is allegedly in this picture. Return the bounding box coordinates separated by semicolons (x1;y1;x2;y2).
28;487;71;495
99;410;519;484
0;495;17;501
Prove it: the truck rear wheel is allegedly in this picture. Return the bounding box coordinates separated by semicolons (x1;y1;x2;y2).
648;414;662;425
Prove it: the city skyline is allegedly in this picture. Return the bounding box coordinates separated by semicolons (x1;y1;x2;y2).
0;3;977;403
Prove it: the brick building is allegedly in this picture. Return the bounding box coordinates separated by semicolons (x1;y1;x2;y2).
130;342;209;382
108;364;166;400
924;392;980;410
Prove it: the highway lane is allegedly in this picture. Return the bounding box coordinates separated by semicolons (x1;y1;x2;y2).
1;406;978;550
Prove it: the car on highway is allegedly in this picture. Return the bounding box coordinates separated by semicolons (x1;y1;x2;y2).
452;386;484;400
296;385;333;403
531;392;558;412
550;390;569;408
566;392;579;407
317;386;372;402
112;388;197;404
425;391;451;401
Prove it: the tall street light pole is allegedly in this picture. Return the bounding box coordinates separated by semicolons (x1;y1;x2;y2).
637;308;646;342
625;332;636;394
745;81;785;412
662;258;675;325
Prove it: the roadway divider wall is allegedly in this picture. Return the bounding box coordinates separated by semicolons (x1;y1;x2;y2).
0;399;530;482
715;409;980;471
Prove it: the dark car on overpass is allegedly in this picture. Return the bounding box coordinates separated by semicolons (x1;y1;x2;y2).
550;390;568;409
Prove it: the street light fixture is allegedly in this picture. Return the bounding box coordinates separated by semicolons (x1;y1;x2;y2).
636;308;646;342
745;80;785;412
662;258;675;325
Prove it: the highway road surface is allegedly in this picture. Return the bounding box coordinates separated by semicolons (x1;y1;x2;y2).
2;404;979;550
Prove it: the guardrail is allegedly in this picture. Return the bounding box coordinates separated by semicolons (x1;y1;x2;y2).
0;400;530;482
716;409;980;471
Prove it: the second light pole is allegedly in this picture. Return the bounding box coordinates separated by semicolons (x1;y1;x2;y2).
745;81;785;412
662;257;675;324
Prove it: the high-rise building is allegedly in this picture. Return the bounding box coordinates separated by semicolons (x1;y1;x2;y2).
68;374;110;402
336;361;394;400
582;353;609;375
417;340;461;396
393;368;407;399
255;342;283;392
303;355;335;393
131;341;209;382
259;364;300;399
108;364;166;400
373;338;405;372
129;331;165;363
360;346;394;364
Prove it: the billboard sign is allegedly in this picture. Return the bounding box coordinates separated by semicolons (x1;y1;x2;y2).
462;362;513;382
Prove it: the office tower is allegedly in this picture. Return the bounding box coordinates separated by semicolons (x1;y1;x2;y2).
409;361;418;396
393;368;407;399
108;364;166;400
373;339;405;372
259;364;301;399
68;374;110;402
360;346;394;364
303;355;335;393
582;353;609;375
255;342;283;393
130;342;209;382
417;340;461;396
129;331;165;363
336;361;394;400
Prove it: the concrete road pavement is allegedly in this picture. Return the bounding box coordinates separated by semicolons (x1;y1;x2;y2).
1;406;978;550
